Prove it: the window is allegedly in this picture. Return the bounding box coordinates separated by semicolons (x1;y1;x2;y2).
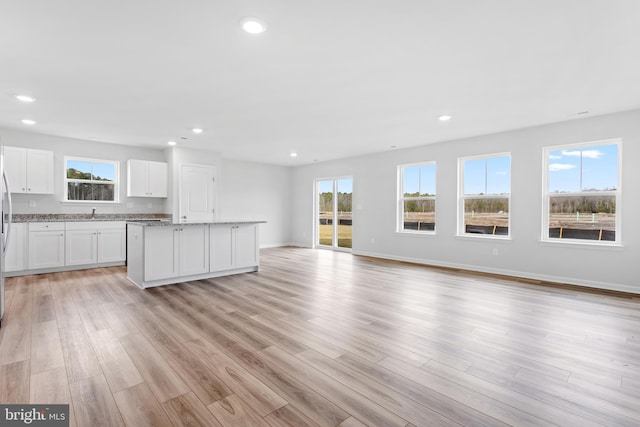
459;153;511;237
64;157;119;202
398;162;436;233
543;139;620;244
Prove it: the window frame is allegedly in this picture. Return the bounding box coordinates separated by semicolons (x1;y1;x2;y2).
541;138;621;246
63;156;120;203
397;161;436;235
457;152;511;239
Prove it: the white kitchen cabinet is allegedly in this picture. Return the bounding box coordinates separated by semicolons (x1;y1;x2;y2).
4;146;54;194
65;222;126;266
97;227;126;263
143;226;178;281
127;159;168;198
210;223;258;272
4;222;25;272
65;228;98;266
28;223;65;269
142;224;209;282
127;221;261;288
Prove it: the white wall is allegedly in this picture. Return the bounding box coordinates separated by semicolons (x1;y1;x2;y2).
0;128;168;214
219;158;292;247
290;109;640;294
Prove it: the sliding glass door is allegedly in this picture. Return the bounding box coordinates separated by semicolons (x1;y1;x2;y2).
316;177;352;250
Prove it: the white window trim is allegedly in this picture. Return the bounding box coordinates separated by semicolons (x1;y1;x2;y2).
457;152;511;239
397;161;436;235
541;138;621;246
63;156;120;203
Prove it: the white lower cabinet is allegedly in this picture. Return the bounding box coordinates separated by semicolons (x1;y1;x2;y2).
127;222;261;288
210;223;258;272
144;224;209;282
65;222;126;266
28;222;65;269
14;221;126;274
4;222;25;272
97;227;127;263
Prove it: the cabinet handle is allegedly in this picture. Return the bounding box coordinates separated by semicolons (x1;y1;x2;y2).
60;233;64;236
28;188;31;191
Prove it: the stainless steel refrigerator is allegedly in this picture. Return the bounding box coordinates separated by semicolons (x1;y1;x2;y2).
1;143;14;328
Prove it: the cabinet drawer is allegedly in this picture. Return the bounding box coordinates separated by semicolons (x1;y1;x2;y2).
65;221;126;230
29;222;65;232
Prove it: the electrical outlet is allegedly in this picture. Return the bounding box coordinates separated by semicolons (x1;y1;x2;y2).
370;237;375;244
147;202;152;209
29;200;36;208
492;248;498;256
126;202;133;209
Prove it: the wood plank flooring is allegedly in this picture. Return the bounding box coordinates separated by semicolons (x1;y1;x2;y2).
1;246;639;426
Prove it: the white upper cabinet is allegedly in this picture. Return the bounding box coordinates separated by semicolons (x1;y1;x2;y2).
127;159;168;198
4;146;54;194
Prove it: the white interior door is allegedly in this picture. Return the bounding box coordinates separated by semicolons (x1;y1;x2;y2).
179;163;216;223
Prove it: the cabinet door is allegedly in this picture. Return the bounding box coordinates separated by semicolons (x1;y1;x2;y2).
147;161;168;197
4;146;27;193
127;159;149;197
26;149;54;193
144;226;178;281
98;228;126;263
29;231;65;269
234;224;259;269
65;229;98;266
210;225;234;272
178;225;209;276
4;223;25;272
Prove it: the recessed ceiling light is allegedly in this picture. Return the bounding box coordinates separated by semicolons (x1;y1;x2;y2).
241;17;267;34
21;119;36;125
438;115;452;121
192;128;203;134
290;152;298;157
168;141;177;146
16;94;36;103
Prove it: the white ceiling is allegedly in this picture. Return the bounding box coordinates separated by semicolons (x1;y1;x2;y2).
1;1;639;166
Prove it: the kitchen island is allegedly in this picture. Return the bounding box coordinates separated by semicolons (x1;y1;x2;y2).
126;220;265;288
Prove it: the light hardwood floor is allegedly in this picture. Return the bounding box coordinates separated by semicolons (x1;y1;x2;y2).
1;247;639;426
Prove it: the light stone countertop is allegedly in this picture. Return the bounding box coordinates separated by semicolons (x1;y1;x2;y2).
11;213;172;223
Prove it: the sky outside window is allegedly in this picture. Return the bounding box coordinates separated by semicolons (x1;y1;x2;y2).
67;160;115;181
464;156;510;195
403;164;436;196
548;144;617;192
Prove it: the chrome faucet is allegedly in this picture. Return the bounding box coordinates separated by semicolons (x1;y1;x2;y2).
91;207;96;219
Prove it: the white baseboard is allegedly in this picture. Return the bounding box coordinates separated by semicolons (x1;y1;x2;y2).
352;249;639;295
261;241;312;249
